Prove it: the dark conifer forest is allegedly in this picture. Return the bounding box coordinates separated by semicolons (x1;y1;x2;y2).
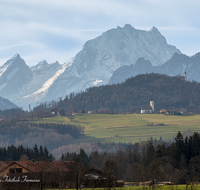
62;131;200;184
0;145;53;161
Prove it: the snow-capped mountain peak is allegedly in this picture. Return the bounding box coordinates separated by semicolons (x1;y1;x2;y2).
0;54;33;100
12;53;20;59
2;53;21;67
19;57;74;105
31;60;48;71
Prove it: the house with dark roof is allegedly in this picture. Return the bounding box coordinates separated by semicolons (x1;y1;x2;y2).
159;108;187;115
168;108;187;115
0;160;71;177
0;161;122;189
0;160;73;189
84;167;123;188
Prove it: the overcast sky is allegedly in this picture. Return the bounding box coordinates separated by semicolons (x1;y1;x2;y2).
0;0;200;66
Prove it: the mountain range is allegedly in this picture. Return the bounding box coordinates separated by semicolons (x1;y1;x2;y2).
0;24;199;109
109;52;200;84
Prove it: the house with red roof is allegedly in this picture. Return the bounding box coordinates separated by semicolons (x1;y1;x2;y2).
0;161;122;189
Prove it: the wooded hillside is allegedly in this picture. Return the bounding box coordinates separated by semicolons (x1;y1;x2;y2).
35;73;200;113
0;120;84;150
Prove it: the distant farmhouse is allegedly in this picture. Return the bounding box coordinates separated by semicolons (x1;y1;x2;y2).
51;108;61;115
160;108;187;115
141;98;154;114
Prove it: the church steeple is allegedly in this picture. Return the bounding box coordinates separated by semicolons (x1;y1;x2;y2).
184;71;187;81
150;95;154;112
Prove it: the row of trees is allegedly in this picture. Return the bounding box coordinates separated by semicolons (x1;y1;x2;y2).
61;131;200;184
0;108;27;120
0;144;53;161
61;148;89;165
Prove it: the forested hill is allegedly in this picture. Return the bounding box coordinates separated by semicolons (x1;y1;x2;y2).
35;73;200;113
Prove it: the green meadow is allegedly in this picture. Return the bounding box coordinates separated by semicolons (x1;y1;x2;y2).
48;185;200;190
35;114;200;144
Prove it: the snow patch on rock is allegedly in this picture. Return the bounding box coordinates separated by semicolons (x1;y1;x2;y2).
21;57;74;103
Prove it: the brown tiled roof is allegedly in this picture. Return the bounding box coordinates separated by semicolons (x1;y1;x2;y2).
0;160;73;173
168;109;185;112
160;109;167;111
0;161;12;172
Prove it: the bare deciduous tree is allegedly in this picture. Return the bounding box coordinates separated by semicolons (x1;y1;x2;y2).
103;160;117;189
68;160;87;190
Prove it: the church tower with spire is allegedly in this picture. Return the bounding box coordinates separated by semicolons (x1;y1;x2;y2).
184;71;187;81
150;96;154;112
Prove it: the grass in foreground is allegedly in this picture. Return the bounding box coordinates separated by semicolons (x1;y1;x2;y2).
47;185;200;190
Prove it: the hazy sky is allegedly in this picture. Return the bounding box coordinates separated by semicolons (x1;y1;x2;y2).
0;0;200;66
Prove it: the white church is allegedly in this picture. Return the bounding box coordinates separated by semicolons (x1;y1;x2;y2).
141;98;154;114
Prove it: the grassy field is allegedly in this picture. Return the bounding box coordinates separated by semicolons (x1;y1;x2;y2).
47;185;200;190
35;114;200;144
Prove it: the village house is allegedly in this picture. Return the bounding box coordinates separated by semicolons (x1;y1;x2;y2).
0;160;73;189
159;108;187;115
84;167;124;188
0;160;71;177
51;109;62;115
88;110;96;114
168;108;187;115
159;109;169;114
0;161;121;189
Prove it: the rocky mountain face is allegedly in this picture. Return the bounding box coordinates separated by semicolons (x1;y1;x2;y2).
155;53;200;82
0;54;32;98
109;57;154;84
18;59;72;108
0;25;182;109
109;52;200;84
36;24;181;103
0;54;62;109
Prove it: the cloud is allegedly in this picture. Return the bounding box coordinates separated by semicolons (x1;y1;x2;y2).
0;43;27;51
158;26;198;31
0;0;200;66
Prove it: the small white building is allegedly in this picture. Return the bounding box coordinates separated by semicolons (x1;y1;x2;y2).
141;105;153;114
